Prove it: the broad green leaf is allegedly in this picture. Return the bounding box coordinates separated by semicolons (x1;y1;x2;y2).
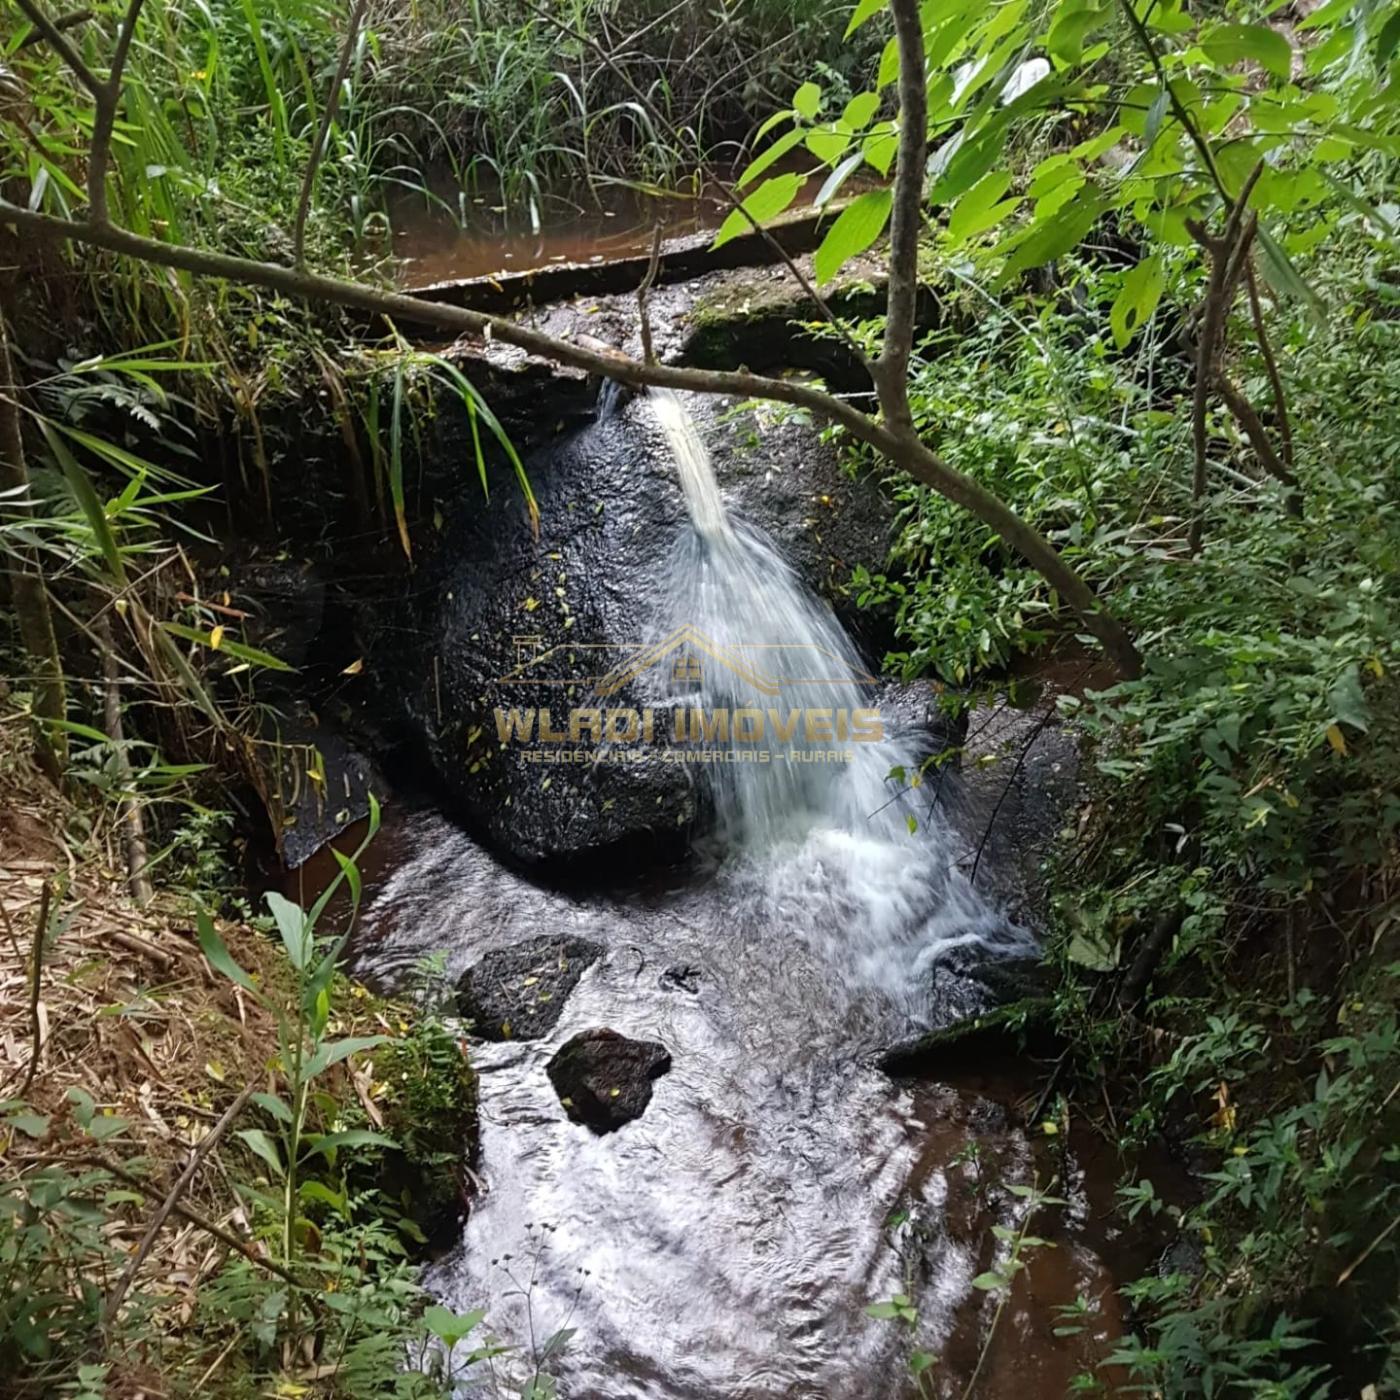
865;1300;902;1318
712;173;803;248
998;192;1105;279
845;0;886;39
737;126;805;189
1111;255;1166;348
947;170;1020;243
793;81;822;120
265;890;310;971
196;907;258;992
299;1179;348;1215
842;91;881;130
304;1034;391;1079
863;122;899;175
6;1112;50;1139
929;124;1011;207
301;1128;397;1159
813;188;893;284
1048;0;1108;64
251;1091;292;1124
424;1305;487;1347
971;1270;1006;1291
878;36;900;88
236;1127;285;1178
1376;7;1400;68
1201;23;1293;83
805;126;851;165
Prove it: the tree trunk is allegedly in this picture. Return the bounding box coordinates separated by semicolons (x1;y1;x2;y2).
0;300;68;781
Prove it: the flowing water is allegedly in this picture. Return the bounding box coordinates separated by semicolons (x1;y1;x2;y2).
342;392;1135;1396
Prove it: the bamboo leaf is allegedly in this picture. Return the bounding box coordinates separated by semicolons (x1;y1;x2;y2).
39;422;128;585
196;906;258;992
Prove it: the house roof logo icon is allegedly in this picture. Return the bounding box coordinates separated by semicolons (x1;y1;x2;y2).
499;623;875;698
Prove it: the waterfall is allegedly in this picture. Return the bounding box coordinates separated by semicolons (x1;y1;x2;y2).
647;388;1031;997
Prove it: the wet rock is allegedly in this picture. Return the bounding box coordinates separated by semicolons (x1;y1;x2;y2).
546;1028;672;1133
400;387;897;866
941;699;1082;929
455;935;602;1041
659;962;702;994
878;996;1057;1077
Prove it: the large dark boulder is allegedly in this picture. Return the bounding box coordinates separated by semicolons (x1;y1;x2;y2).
455;935;602;1041
545;1028;672;1133
401;386;898;867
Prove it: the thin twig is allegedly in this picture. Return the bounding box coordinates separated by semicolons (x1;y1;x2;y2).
637;223;663;366
64;1153;306;1288
293;0;370;268
1336;1213;1400;1286
100;1083;256;1328
968;704;1057;888
17;882;52;1100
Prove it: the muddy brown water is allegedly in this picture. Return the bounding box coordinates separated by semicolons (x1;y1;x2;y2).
286;804;1159;1399
384;164;846;288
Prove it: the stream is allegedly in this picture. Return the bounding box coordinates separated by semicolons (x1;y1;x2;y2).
307;390;1148;1396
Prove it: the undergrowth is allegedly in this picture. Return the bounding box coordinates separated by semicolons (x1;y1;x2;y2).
0;721;513;1397
850;197;1400;1392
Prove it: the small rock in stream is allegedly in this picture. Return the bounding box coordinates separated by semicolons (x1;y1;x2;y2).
455;935;602;1041
546;1028;672;1133
659;962;702;994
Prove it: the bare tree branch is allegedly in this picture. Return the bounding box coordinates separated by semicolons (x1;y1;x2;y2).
1;195;1142;676
1215;370;1301;510
878;0;927;435
293;0;369;268
13;0;103;97
1246;259;1295;471
17;7;92;51
1187;164;1263;555
16;0;145;223
86;0;145;224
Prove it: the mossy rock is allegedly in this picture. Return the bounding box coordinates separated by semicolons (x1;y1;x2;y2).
878;997;1058;1077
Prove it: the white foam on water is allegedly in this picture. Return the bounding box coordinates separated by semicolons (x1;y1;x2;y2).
647;388;1031;1001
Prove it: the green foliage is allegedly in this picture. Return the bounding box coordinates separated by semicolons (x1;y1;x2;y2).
373;1015;478;1230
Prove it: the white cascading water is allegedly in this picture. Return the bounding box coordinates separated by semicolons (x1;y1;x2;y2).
647;388;1030;1002
349;390;1048;1397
